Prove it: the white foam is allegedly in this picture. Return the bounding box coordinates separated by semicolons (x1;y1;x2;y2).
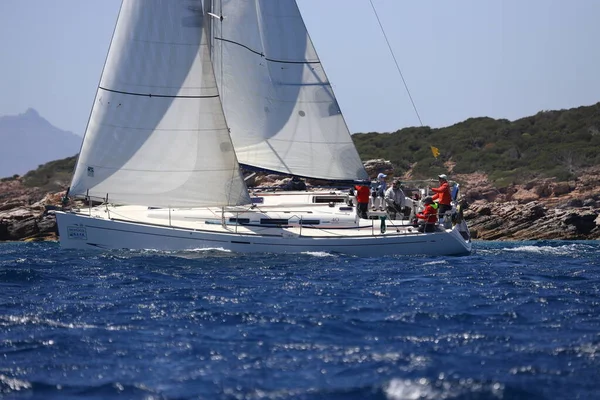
502;244;585;256
422;260;448;266
301;251;336;257
384;377;505;399
385;378;437;400
139;247;232;254
0;374;31;392
3;314;132;331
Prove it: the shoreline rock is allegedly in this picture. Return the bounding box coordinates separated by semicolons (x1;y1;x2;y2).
1;169;599;243
464;200;599;241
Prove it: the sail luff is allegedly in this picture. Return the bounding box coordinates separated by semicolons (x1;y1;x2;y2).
291;0;367;179
70;0;125;194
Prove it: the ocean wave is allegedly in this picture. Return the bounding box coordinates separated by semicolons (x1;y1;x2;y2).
132;247;235;259
300;251;336;257
501;243;597;256
0;267;42;283
0;314;131;332
422;260;449;266
0;378;164;398
2;241;598;399
0;374;31;394
384;377;511;400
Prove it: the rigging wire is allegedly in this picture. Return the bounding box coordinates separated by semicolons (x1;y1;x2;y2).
368;0;424;127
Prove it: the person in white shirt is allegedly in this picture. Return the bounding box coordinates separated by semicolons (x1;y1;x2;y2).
372;172;387;210
384;180;407;220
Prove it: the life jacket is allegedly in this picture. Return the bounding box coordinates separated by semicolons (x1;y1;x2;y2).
431;181;452;205
417;204;438;224
354;185;370;203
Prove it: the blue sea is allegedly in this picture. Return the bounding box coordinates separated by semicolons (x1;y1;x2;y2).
1;241;599;400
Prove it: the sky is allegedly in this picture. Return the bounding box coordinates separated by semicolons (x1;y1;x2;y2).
1;0;599;136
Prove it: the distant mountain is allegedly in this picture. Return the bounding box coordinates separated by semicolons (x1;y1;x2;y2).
0;108;82;178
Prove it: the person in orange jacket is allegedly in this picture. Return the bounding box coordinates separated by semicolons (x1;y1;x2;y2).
415;196;438;232
431;174;452;215
354;183;370;219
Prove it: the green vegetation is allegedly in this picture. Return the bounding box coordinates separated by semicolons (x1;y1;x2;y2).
0;174;20;182
21;156;77;192
353;102;600;184
9;103;600;190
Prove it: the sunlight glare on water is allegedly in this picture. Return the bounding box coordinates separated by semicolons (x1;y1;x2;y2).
0;240;598;399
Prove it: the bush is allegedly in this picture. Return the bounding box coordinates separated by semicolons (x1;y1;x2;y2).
353;102;600;183
22;155;77;191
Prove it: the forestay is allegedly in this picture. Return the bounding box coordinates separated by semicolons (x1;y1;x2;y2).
70;0;250;208
211;0;368;181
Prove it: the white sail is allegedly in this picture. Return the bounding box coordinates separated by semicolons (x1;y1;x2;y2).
70;0;250;208
56;0;473;257
212;0;368;181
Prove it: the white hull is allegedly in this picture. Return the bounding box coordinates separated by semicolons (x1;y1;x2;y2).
59;3;469;257
55;203;471;257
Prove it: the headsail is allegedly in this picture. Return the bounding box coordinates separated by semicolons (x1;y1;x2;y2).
70;0;250;208
212;0;368;181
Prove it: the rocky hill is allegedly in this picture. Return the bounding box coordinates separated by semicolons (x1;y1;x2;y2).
1;103;599;243
353;102;600;186
0;176;60;241
0;160;598;243
457;168;600;240
0;108;81;177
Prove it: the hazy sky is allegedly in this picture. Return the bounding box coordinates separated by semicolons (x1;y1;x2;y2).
1;0;599;135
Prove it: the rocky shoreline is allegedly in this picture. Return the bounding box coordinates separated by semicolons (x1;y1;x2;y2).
465;201;599;240
1;165;599;243
454;166;600;241
0;178;60;242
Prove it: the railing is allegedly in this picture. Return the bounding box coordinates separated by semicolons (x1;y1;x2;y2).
73;192;461;239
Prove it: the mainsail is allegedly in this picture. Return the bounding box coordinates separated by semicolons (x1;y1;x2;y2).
211;0;368;181
70;0;250;208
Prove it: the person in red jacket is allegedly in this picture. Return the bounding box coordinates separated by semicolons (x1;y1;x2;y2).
416;196;438;232
431;174;452;215
354;183;370;219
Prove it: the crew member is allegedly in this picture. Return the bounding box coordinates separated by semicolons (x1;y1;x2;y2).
416;196;438;232
431;174;452;215
384;180;407;220
354;183;370;219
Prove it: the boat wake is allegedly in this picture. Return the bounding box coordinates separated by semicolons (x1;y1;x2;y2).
134;248;235;259
300;251;336;257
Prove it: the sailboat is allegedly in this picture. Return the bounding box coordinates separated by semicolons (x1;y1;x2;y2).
55;0;471;256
